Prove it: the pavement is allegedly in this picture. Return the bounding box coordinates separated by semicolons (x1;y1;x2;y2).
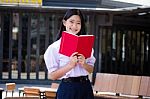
0;84;50;99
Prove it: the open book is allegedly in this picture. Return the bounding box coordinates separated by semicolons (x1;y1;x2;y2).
59;31;95;58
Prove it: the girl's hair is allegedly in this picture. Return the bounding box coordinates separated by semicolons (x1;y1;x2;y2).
55;9;86;41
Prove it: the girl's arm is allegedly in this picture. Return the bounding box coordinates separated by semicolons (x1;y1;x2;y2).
77;54;94;73
82;63;94;73
49;52;78;80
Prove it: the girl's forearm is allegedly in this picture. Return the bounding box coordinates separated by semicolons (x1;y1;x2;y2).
48;63;74;80
82;63;94;73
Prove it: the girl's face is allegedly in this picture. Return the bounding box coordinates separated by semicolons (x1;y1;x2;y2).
63;15;81;35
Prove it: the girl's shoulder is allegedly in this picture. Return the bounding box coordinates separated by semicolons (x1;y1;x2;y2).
48;39;61;50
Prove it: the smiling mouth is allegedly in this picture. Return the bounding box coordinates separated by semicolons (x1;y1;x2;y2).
69;28;78;33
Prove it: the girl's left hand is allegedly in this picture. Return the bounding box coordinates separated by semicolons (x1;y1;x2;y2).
77;54;85;65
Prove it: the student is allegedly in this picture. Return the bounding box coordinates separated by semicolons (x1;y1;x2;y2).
44;9;96;99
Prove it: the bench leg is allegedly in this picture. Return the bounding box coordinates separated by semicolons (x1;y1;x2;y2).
12;91;14;97
138;95;143;99
6;91;7;97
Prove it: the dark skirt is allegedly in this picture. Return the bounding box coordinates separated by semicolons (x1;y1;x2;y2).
56;77;94;99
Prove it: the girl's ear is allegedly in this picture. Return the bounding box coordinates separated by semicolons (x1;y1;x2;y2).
62;20;66;26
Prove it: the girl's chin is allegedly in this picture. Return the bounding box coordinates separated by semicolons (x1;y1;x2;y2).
73;32;78;35
68;31;78;35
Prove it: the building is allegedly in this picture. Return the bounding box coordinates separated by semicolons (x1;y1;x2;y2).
0;0;150;84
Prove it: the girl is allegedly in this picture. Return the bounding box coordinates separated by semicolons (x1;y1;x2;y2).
44;9;96;99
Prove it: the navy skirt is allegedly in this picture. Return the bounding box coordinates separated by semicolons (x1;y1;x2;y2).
56;76;94;99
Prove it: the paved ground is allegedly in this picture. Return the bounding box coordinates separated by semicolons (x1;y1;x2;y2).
0;84;50;99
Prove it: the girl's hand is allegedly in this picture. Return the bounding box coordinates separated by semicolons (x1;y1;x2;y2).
77;54;85;66
68;52;78;68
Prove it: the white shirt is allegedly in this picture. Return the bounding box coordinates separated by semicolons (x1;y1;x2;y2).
44;39;96;79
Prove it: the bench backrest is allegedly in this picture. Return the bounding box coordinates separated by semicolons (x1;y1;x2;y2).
45;83;59;99
139;76;150;97
93;73;103;92
116;75;141;96
94;73;150;98
93;73;118;93
24;87;40;97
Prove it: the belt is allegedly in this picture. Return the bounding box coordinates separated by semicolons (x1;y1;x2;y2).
62;76;89;83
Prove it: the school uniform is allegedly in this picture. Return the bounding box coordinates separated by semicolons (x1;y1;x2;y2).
44;38;96;99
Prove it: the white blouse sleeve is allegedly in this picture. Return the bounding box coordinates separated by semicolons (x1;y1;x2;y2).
86;48;96;66
44;44;59;73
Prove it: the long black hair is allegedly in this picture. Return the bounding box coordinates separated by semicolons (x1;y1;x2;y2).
55;9;86;41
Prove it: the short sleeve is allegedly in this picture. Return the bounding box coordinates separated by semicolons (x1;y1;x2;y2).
44;44;59;73
86;48;96;66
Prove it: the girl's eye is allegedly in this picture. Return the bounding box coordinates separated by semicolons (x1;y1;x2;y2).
70;21;73;23
77;23;81;25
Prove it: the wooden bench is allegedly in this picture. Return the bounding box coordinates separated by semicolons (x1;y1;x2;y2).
4;97;40;99
45;83;59;99
93;73;119;99
23;87;40;97
93;73;150;99
138;76;150;97
6;83;16;97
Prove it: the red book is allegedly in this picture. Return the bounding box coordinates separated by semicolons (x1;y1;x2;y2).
59;31;95;58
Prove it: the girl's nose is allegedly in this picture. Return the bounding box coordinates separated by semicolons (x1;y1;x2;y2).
72;23;77;28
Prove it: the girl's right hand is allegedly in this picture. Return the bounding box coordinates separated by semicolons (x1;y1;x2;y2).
68;52;78;68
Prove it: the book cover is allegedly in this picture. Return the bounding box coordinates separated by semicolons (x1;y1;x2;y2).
59;31;95;58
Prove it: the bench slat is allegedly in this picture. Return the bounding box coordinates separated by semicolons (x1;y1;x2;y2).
131;76;141;95
116;75;126;94
147;77;150;96
139;76;149;96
